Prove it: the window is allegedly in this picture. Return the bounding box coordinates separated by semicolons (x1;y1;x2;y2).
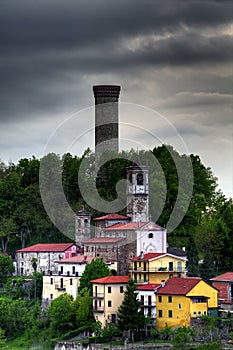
141;296;144;305
60;278;63;289
148;233;153;239
111;314;116;323
198;311;202;316
134;262;137;271
168;296;172;303
70;278;73;286
137;173;143;185
158;295;162;303
72;266;75;275
99;300;101;307
50;294;53;300
144;273;147;283
177;261;182;272
21;253;24;258
21;268;24;275
95;286;98;296
168;310;173;318
178;304;181;309
50;278;53;285
139;262;141;268
158;310;163;317
148;295;152;305
120;286;124;293
169;262;173;271
193;311;197;315
60;266;63;274
108;286;111;293
108;300;112;307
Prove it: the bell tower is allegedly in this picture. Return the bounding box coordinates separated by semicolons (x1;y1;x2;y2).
75;207;91;247
126;164;149;222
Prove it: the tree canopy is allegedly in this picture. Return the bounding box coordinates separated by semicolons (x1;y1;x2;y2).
117;279;145;341
78;258;112;295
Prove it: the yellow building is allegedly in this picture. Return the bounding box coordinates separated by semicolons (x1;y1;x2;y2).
155;277;218;329
130;253;186;284
91;276;129;327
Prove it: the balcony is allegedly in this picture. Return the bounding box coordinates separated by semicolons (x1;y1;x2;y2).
130;267;185;273
92;293;104;299
92;307;104;313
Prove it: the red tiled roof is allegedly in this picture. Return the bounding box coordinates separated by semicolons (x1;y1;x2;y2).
105;222;146;230
137;284;161;291
83;237;124;244
94;214;130;221
131;253;166;261
210;272;233;282
57;255;94;264
156;277;202;295
17;243;76;253
91;276;129;284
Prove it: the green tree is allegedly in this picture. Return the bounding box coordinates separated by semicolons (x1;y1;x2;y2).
117;279;145;342
186;233;200;277
173;326;194;350
74;290;94;327
78;258;111;295
0;254;14;282
48;293;75;336
0;328;6;348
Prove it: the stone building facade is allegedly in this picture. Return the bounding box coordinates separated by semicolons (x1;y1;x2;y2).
16;243;79;276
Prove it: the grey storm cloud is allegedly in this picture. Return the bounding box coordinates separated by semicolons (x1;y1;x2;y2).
0;0;232;197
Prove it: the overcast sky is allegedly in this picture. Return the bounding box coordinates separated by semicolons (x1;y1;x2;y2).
0;0;232;198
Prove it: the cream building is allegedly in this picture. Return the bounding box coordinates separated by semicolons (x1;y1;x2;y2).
91;276;129;327
42;255;94;302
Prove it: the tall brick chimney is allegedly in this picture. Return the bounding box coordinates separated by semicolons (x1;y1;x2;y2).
93;85;121;157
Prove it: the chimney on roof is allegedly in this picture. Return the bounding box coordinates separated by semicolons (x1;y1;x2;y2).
93;85;121;158
161;280;166;287
140;251;144;259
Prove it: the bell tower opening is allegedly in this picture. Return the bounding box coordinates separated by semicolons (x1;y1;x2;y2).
126;163;149;223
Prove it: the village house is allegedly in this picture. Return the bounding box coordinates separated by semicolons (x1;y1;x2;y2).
137;283;160;325
155;277;218;329
210;272;233;311
91;275;129;327
16;243;80;276
130;252;187;285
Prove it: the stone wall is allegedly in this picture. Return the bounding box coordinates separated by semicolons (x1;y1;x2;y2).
54;341;172;350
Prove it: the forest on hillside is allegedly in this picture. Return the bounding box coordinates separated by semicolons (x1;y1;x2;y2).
0;145;232;280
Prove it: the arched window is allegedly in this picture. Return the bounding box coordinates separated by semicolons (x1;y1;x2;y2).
148;232;153;239
137;173;143;185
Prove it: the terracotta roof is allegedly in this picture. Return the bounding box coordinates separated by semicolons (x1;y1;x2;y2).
105;222;147;230
94;214;130;221
137;284;161;291
210;272;233;282
56;255;94;264
17;243;76;253
156;277;202;295
91;276;129;284
131;253;166;261
83;237;124;244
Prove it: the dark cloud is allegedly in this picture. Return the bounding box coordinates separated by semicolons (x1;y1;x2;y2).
0;0;232;196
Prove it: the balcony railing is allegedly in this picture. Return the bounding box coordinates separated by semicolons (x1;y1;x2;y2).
130;267;185;273
92;307;104;313
91;293;104;299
